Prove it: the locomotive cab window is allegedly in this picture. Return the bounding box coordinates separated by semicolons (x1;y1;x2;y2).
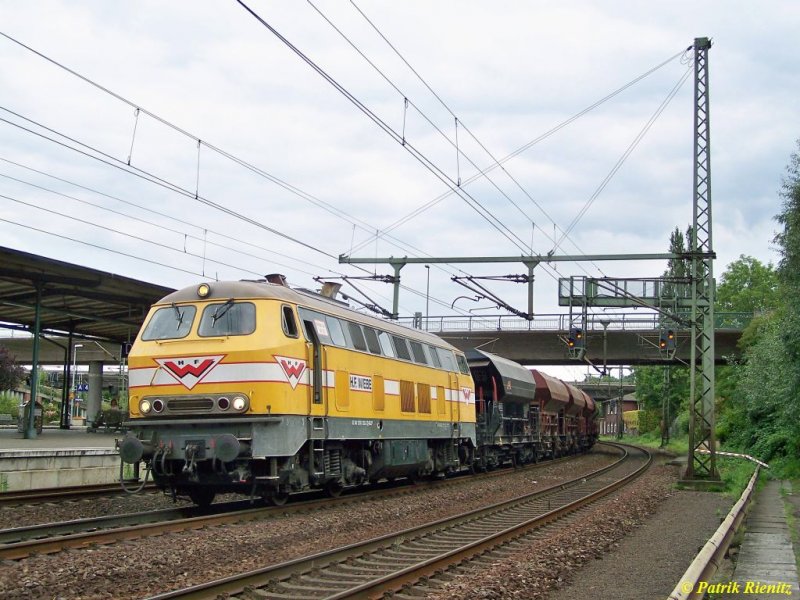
198;301;256;337
281;305;298;338
142;304;196;340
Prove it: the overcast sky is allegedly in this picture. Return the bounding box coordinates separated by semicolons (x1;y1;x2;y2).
1;1;797;377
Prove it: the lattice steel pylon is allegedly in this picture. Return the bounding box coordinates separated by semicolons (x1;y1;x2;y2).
686;37;719;480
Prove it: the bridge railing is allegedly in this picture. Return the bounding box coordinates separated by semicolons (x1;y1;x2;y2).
397;312;753;333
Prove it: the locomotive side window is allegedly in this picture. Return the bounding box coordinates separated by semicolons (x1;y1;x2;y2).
198;301;256;337
392;336;412;361
426;345;442;368
456;353;471;375
297;308;333;344
409;341;428;365
377;331;395;357
362;326;382;355
326;316;347;347
281;305;298;338
142;305;196;340
436;348;457;372
347;321;368;352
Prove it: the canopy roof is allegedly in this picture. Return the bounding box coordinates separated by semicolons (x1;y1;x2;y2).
0;246;174;343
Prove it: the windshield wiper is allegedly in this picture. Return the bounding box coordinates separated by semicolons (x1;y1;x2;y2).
171;302;184;330
211;298;235;326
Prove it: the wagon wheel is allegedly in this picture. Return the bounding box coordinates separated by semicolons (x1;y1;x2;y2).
268;490;290;506
325;480;344;498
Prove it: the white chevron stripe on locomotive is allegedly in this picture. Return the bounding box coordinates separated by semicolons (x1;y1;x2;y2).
129;361;313;390
129;362;474;405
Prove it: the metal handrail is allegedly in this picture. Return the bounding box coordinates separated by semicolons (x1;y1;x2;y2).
398;312;753;333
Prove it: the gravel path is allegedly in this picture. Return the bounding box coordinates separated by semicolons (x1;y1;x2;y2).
429;462;733;600
0;450;617;599
546;486;732;600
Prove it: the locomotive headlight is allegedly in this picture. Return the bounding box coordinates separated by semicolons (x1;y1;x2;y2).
140;399;152;414
232;396;247;411
197;283;211;298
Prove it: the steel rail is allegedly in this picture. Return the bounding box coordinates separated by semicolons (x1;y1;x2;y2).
0;482;157;507
0;449;581;560
143;443;647;600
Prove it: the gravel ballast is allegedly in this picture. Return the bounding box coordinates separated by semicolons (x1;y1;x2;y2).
0;451;617;599
430;463;734;600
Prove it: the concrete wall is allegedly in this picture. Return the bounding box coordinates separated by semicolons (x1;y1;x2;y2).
0;448;122;491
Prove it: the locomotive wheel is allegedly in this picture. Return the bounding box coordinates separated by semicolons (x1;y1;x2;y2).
188;488;216;508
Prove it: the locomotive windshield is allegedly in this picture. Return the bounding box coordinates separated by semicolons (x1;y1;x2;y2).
198;301;256;337
141;304;196;340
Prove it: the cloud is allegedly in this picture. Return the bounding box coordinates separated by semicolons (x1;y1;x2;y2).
0;0;795;336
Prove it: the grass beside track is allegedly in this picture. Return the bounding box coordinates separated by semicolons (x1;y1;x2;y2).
601;434;758;498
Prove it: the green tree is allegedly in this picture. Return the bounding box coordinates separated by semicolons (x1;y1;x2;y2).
0;346;24;391
720;141;800;469
716;255;779;314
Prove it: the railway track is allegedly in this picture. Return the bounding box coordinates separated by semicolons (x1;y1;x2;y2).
0;450;582;560
145;442;649;599
0;482;157;507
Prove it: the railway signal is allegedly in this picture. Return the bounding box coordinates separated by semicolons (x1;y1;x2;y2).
659;328;677;358
659;331;668;351
567;326;585;359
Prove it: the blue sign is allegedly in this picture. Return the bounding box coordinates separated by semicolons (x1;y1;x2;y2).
76;383;89;392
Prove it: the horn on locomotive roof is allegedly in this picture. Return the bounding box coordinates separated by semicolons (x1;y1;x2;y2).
319;282;342;299
265;273;288;286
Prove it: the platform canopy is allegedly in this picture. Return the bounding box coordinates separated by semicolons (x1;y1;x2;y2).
0;246;174;344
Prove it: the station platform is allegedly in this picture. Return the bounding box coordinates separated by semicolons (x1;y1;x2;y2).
0;426;122;491
731;479;800;597
0;426;119;450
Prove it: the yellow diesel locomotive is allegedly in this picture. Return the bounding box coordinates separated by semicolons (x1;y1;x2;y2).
119;277;476;505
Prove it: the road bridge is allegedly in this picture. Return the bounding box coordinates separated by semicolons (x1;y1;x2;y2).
400;313;750;366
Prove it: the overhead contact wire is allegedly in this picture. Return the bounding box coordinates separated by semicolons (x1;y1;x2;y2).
0;30;463;284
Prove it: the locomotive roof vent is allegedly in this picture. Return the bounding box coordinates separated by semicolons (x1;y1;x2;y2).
319;281;342;299
265;273;288;286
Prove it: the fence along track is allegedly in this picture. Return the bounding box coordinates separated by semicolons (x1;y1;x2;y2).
146;443;649;600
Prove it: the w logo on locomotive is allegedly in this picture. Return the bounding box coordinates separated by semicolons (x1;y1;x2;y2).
156;355;224;390
275;356;307;390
